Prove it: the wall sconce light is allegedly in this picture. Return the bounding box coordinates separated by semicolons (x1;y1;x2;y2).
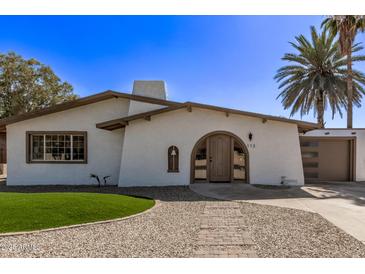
248;132;253;141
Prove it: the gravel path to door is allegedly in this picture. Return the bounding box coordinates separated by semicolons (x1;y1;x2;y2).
0;185;365;257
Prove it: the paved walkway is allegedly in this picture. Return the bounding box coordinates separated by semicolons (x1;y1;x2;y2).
190;182;365;244
194;201;256;258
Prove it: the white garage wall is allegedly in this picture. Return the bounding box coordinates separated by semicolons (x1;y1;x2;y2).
119;108;304;186
6;98;130;186
304;129;365;181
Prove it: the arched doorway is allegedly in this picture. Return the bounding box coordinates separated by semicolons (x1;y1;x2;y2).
191;131;249;183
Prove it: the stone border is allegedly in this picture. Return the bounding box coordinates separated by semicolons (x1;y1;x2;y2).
0;199;160;237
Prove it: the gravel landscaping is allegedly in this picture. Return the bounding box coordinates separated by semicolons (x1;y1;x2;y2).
0;185;364;258
240;202;365;258
0;186;210;258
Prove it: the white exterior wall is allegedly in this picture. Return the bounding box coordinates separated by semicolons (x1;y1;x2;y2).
119;108;304;186
304;129;365;181
128;101;165;115
6;98;130;186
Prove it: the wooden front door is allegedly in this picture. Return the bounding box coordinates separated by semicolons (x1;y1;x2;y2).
209;134;231;182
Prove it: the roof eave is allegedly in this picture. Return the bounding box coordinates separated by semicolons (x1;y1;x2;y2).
0;89;319;131
96;102;319;131
184;101;319;129
0;90;180;127
96;118;129;131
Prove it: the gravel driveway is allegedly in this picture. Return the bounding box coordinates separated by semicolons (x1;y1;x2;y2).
0;186;364;257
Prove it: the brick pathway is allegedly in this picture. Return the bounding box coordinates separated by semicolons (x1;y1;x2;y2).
194;201;257;258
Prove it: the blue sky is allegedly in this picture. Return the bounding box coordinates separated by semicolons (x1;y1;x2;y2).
0;16;365;127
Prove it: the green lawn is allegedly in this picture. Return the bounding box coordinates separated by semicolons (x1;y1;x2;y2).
0;192;155;233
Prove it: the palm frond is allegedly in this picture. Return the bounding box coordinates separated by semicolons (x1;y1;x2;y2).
275;25;365;126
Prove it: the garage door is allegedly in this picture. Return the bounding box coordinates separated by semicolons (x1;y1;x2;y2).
300;137;355;182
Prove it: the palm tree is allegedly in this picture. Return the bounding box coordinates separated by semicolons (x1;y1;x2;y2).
322;16;365;128
275;26;365;128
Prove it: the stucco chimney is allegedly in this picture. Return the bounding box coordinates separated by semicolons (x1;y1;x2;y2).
132;80;167;100
128;80;167;115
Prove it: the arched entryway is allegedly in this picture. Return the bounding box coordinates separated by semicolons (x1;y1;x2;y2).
191;131;249;183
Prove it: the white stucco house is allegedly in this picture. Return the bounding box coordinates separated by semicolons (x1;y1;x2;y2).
0;80;364;187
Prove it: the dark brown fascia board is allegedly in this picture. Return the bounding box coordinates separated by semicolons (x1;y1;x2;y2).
122;105;186;122
0;87;319;131
185;102;319;129
0;90;181;127
95;105;186;131
0;90;120;127
97;101;319;131
96;118;129;130
109;90;181;107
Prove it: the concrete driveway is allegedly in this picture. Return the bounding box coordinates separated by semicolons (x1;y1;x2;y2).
190;182;365;244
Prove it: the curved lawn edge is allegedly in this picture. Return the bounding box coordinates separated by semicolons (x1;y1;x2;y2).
0;192;157;236
0;199;159;237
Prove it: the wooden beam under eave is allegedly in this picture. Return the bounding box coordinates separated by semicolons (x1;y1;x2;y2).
105;124;126;131
144;116;151;121
187;105;192;112
262;118;267;123
225;112;229;117
98;124;124;131
96;120;128;131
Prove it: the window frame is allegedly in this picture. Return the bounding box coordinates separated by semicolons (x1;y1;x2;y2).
26;131;87;164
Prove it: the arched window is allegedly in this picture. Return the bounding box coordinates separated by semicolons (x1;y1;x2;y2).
168;145;179;172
